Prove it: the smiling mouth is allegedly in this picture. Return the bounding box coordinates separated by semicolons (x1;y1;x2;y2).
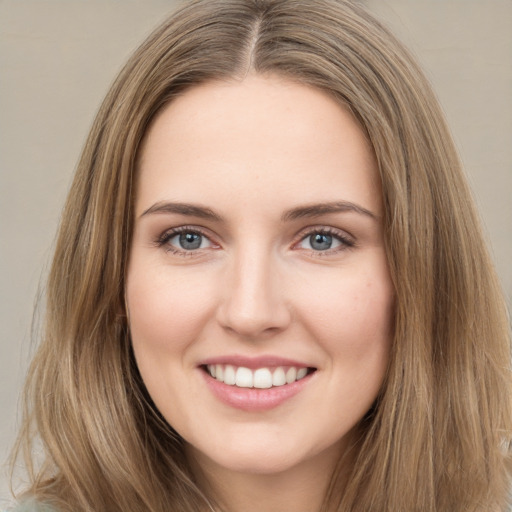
202;364;316;389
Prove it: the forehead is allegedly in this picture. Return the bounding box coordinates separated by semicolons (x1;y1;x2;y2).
136;74;381;218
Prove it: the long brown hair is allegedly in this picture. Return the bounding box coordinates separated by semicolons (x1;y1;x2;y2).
11;1;512;510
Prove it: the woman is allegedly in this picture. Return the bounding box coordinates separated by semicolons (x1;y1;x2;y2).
9;0;512;511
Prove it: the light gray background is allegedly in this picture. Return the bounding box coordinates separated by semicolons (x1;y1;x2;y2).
1;0;511;504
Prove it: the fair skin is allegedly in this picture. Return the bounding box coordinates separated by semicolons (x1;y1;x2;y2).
126;74;394;512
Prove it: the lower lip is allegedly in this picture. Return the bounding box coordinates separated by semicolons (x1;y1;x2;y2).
201;370;314;412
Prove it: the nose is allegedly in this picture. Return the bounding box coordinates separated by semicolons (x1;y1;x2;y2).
216;247;292;340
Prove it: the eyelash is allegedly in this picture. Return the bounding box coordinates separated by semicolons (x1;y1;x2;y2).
155;225;355;257
155;225;214;256
294;226;355;256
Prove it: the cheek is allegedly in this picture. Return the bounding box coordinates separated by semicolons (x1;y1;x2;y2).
126;262;216;355
125;264;215;417
293;263;394;361
341;277;394;350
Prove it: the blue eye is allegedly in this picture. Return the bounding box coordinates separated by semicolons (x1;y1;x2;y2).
163;230;213;252
309;233;335;251
177;232;203;250
297;230;352;252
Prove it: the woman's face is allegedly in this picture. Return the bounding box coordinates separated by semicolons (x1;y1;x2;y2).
126;75;394;478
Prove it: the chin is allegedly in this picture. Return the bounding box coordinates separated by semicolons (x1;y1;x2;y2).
220;452;302;475
186;430;343;478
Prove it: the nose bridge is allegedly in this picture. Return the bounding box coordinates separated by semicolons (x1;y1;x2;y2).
218;241;290;338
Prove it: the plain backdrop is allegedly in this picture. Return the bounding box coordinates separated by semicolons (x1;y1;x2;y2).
1;0;511;504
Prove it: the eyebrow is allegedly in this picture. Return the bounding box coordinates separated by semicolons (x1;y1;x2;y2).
139;200;378;222
281;201;378;222
140;201;223;221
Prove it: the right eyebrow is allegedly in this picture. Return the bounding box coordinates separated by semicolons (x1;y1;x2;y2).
139;201;224;221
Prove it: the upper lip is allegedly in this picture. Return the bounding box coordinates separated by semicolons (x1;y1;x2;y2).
199;355;315;370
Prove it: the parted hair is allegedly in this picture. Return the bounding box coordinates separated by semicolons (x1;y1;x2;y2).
11;1;512;511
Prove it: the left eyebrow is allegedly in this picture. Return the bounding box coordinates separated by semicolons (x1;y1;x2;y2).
282;201;378;222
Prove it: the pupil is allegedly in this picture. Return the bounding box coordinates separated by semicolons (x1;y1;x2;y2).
310;233;332;251
179;232;202;250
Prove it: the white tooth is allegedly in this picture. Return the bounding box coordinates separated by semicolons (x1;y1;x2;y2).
253;368;272;389
296;367;308;380
215;364;224;382
208;365;216;378
272;367;286;387
236;367;253;388
286;367;297;384
224;365;236;385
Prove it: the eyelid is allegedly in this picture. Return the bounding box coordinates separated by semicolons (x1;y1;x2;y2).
292;225;356;253
154;224;355;256
155;225;220;254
